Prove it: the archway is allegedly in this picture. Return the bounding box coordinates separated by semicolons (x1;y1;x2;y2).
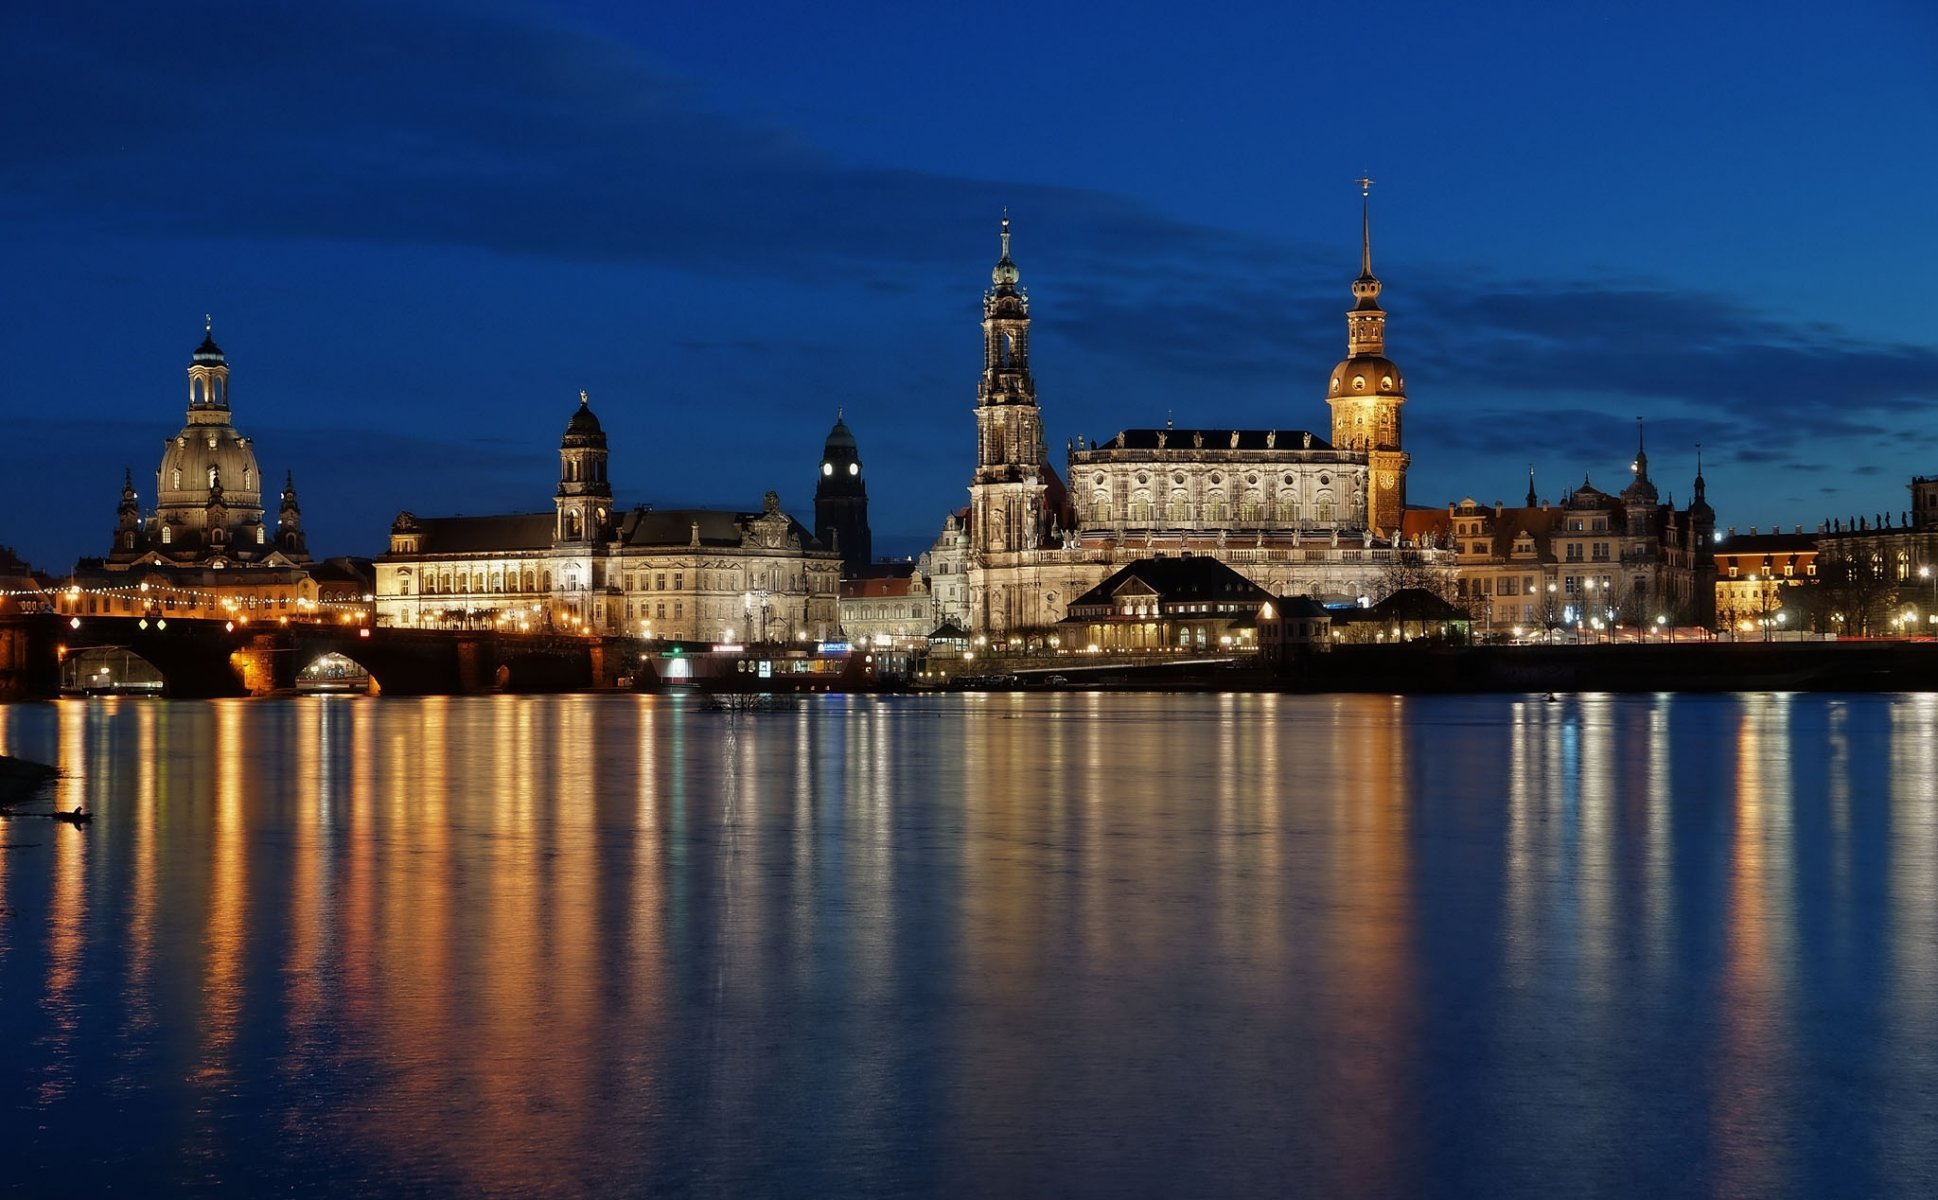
296;651;375;694
61;646;166;695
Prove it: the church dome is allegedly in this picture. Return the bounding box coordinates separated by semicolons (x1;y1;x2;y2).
823;416;856;452
562;394;606;447
192;331;225;365
155;424;265;513
1327;355;1406;397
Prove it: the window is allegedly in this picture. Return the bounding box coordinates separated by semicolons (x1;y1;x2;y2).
674;573;684;591
1566;544;1583;562
674;601;683;619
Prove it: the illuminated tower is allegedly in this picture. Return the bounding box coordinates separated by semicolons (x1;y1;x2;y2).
814;410;871;575
555;390;612;546
1326;180;1410;534
969;215;1048;556
277;471;310;561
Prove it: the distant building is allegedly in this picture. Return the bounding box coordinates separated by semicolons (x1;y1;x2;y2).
1713;529;1817;634
838;568;932;647
813;413;871;576
1329;588;1471;644
374;393;841;640
946;198;1440;640
1255;595;1332;661
1416;434;1717;636
1807;476;1938;634
1060;556;1271;653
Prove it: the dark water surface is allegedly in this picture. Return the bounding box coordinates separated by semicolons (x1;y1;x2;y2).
2;692;1935;1198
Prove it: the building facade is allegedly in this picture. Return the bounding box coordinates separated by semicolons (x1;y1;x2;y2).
374;394;841;640
1422;436;1717;637
952;200;1435;639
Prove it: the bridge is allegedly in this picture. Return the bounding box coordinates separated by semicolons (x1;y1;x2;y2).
0;613;643;700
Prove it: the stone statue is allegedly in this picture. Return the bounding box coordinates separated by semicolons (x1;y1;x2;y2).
1229;430;1240;448
1192;431;1203;449
1156;431;1167;449
1330;527;1339;548
1266;430;1276;449
1303;432;1313;449
1363;527;1373;548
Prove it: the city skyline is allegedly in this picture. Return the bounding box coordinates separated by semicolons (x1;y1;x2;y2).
5;0;1936;572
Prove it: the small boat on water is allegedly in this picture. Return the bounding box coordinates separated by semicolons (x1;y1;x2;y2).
52;808;92;826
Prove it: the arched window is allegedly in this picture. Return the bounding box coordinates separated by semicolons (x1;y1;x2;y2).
161;526;172;545
209;466;219;489
1129;491;1152;524
172;469;182;489
1317;492;1335;523
1091;490;1112;523
256;527;265;544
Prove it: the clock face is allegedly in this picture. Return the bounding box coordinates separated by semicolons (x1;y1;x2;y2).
822;463;833;476
849;463;859;476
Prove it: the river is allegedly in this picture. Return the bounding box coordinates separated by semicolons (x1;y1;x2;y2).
1;692;1934;1197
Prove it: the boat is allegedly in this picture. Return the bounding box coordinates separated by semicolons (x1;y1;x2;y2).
52;808;93;826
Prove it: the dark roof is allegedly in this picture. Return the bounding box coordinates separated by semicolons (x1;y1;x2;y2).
614;507;822;551
1266;596;1331;619
408;513;557;555
929;620;971;642
1714;531;1816;555
1067;556;1272;610
1090;428;1331;452
1367;588;1468;621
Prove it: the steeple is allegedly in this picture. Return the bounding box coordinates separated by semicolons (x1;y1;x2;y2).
1326;180;1409;534
1526;465;1537;507
1348;176;1385;354
186;315;231;423
1631;417;1649;481
970;212;1049;566
556;389;612;546
277;471;310;561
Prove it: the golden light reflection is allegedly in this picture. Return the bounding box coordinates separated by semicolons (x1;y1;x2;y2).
1713;693;1798;1196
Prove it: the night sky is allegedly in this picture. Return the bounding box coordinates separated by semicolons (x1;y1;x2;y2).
5;0;1935;571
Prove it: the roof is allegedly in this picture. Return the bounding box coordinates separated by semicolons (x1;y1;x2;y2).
1264;596;1331;619
1714;531;1816;556
404;513;557;555
615;506;823;551
1084;428;1332;452
1365;588;1468;621
1067;555;1272;611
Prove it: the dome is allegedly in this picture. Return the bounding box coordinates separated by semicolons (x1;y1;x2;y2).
562;394;606;447
192;331;226;366
1327;355;1406;397
991;254;1020;288
823;416;857;451
155;424;264;513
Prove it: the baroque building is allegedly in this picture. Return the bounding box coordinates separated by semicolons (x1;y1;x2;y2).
59;323;323;624
375;393;841;641
109;322;311;569
949;197;1431;638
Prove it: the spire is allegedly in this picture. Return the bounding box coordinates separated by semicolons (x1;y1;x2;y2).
1526;464;1537;507
1632;417;1649;479
1357;175;1375;280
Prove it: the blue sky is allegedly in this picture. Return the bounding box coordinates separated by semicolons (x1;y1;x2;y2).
4;0;1935;569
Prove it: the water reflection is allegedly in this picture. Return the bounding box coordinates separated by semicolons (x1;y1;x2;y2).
0;693;1935;1197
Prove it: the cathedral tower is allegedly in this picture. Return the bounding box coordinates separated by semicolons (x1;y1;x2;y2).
144;319;267;560
1326;181;1410;534
555;390;612;546
969;215;1048;557
814;411;871;575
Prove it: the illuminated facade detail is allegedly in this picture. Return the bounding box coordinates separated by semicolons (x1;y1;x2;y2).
376;396;841;638
950;205;1438;638
813;411;871;575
